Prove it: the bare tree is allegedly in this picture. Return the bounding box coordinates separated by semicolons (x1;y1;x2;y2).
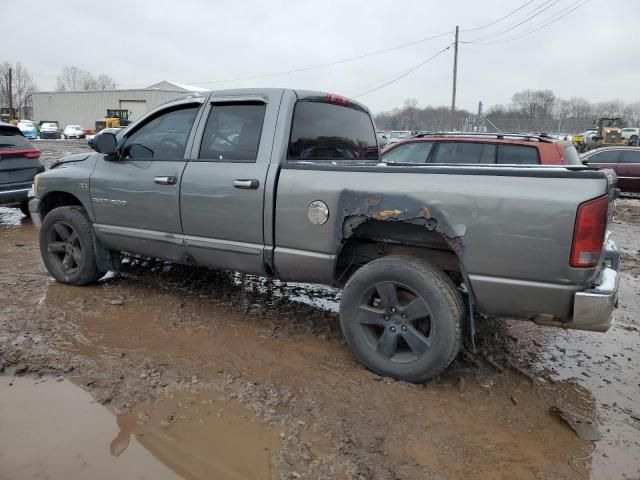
95;74;116;90
56;66;116;91
56;66;89;91
0;61;37;119
511;89;556;131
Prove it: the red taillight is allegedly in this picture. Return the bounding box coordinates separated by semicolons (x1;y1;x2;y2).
570;195;608;268
0;148;41;159
324;93;349;105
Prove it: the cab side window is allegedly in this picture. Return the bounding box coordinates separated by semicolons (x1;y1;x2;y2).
199;103;266;162
123;106;198;160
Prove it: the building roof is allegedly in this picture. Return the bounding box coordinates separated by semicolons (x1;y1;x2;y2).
146;81;209;92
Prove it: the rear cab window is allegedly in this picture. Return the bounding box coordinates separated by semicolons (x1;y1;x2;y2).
288;100;378;164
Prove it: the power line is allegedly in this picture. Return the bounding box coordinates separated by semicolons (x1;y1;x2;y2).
115;30;455;88
462;0;538;32
464;0;560;43
468;0;591;45
113;5;551;88
351;43;453;99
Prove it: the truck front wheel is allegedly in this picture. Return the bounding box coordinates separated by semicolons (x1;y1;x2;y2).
39;206;101;285
340;255;464;383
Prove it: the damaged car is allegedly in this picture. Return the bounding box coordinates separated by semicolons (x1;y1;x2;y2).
28;89;620;382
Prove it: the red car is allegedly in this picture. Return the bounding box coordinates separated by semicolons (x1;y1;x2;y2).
581;147;640;194
380;132;582;166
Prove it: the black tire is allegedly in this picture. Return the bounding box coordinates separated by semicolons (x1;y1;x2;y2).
39;206;100;285
18;200;30;217
340;255;464;383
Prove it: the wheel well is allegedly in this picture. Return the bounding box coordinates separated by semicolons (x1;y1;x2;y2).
335;219;462;287
40;192;83;219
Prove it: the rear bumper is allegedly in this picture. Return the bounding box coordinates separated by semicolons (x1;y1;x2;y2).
569;238;620;332
0;184;31;205
40;132;60;139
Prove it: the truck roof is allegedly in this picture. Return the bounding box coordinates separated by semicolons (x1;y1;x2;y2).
155;88;370;113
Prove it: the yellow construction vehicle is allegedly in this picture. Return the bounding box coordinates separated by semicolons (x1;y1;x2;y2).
95;109;131;133
592;117;627;148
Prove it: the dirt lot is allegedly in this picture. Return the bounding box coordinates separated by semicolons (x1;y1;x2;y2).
1;140;639;480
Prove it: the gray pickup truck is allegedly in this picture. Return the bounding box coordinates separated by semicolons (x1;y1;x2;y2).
28;89;620;382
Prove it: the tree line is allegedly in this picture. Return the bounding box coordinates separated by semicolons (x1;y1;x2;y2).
374;90;640;134
0;61;116;119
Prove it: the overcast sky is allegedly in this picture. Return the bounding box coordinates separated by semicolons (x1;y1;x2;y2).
2;0;638;113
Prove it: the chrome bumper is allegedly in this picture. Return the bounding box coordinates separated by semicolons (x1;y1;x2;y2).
571;238;620;332
28;196;42;230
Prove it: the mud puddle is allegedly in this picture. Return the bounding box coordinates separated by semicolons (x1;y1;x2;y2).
0;375;282;480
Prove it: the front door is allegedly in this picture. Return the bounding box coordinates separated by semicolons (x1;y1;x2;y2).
180;93;281;274
90;104;200;261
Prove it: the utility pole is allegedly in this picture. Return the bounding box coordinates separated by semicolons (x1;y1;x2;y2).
8;67;13;121
449;26;459;131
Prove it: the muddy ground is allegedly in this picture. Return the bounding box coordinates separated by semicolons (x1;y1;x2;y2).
0;140;639;480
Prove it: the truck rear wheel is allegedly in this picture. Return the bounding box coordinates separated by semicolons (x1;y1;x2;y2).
39;206;101;285
340;255;463;383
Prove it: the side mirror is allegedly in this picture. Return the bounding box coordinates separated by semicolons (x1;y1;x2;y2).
95;132;118;155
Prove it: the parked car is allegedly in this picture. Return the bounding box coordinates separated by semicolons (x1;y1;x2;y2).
581;146;640;193
620;127;639;145
87;127;125;149
17;120;37;139
39;122;61;139
388;130;413;144
380;132;583;166
62;125;85;139
29;89;619;383
376;131;389;148
0;122;43;215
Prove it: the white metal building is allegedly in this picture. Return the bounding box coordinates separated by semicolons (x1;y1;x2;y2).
32;81;208;130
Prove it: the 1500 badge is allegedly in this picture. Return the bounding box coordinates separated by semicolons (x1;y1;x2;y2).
92;198;127;206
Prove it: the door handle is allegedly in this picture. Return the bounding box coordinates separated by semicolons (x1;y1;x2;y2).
233;179;259;189
154;176;177;185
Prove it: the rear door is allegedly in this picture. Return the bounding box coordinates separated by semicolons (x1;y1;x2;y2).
618;150;640;193
90;102;201;261
180;92;281;274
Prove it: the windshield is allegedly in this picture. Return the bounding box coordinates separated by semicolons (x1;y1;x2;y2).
390;131;411;139
42;123;57;128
